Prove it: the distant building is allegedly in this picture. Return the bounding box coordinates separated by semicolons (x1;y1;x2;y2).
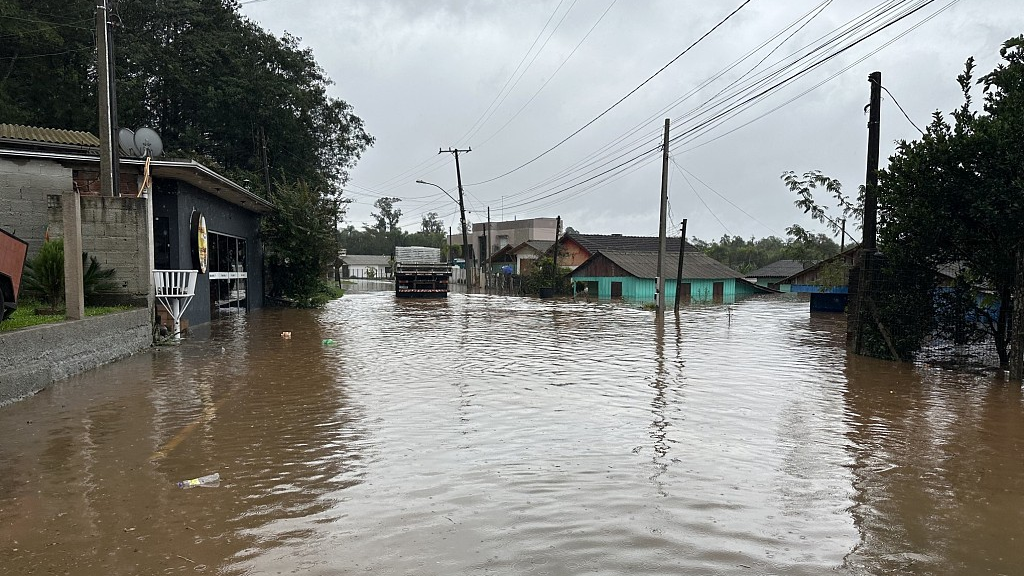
449;217;558;263
745;259;812;290
339;254;391;279
487;240;554;275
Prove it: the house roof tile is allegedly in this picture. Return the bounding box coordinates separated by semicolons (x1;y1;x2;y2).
576;250;744;281
746;259;811;278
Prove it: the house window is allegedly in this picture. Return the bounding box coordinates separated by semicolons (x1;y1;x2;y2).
498;235;509;248
611;281;623;299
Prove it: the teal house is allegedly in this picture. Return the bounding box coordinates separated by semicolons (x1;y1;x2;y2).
570;250;773;303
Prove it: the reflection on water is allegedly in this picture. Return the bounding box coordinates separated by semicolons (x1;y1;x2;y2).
0;293;1022;575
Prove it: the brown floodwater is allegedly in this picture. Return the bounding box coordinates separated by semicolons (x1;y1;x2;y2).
1;290;1022;575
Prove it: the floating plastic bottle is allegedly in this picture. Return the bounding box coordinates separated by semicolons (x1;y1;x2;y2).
321;339;335;346
177;472;220;489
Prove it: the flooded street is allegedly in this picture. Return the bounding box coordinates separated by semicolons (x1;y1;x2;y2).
2;292;1023;575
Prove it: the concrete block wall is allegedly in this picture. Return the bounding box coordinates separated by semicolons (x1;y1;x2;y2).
0;157;72;257
0;308;151;406
48;194;151;300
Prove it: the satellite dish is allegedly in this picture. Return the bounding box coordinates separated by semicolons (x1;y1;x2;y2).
134;127;163;158
118;128;139;156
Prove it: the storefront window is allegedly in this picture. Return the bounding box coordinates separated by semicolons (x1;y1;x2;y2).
208;232;247;313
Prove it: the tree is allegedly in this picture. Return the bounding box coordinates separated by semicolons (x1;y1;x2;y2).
421;212;445;236
370;197;402;233
0;0;373;198
781;170;860;248
261;180;339;306
877;37;1024;370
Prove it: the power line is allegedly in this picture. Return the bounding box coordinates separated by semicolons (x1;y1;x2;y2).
453;0;571;145
677;163;731;236
474;0;951;217
475;0;618;147
467;0;754;186
877;82;925;134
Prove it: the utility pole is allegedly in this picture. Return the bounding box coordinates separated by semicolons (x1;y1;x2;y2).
674;219;687;313
840;218;847;253
553;215;561;293
486;206;491;289
849;71;883;354
863;71;881;252
656;118;670;313
96;0;116;196
440;147;472;287
260;126;272;195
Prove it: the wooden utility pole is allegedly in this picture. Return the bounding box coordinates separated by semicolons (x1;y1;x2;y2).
674;219;687;313
656;119;670;313
96;0;116;196
440;147;472;287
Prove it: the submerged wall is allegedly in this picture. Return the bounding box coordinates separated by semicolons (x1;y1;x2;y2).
0;308;151;407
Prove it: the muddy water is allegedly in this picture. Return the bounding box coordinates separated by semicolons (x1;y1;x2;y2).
1;293;1023;575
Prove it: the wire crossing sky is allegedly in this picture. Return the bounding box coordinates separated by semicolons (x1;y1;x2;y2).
239;0;1023;242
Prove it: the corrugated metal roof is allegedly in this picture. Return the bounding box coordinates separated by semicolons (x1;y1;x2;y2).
565;233;697;254
0;124;99;147
577;250;744;281
340;254;391;266
746;259;811;278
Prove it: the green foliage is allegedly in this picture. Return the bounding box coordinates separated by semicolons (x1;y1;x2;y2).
521;255;570;295
812;258;849;290
21;239;121;309
694;232;838;274
0;0;372;198
876;36;1024;366
21;239;64;308
0;299;131;332
781;170;861;247
262;180;340;307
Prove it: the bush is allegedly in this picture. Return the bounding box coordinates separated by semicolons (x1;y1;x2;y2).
21;239;120;309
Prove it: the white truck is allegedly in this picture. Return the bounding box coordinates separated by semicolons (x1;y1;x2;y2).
394;246;450;298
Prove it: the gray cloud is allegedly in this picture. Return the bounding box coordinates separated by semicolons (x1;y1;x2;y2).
241;0;1023;242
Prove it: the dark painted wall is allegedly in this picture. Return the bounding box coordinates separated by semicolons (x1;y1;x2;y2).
152;179;265;328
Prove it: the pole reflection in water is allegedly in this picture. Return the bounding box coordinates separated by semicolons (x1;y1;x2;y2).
0;293;1022;575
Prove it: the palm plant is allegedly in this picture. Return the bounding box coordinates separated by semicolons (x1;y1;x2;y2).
22;239;120;310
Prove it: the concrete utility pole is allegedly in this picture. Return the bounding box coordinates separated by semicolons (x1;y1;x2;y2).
863;72;881;252
440;147;472;286
656;119;670;313
96;0;116;197
674;219;687;313
486;206;491;289
553;215;561;293
849;71;883;355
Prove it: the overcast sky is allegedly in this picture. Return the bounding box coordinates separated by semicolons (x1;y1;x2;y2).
239;0;1022;243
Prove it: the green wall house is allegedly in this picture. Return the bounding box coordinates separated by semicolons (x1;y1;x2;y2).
570;250;773;303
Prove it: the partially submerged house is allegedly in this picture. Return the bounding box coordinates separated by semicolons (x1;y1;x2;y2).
777;248;858;312
487;240;553;275
339;254;391;279
557;233;696;271
745;259;811;289
570;250;773;303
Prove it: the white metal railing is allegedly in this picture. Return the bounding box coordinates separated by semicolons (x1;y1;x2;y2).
153;270;198;340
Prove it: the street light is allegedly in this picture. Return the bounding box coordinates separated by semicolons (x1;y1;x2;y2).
416;179;460;205
416;179;470;285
